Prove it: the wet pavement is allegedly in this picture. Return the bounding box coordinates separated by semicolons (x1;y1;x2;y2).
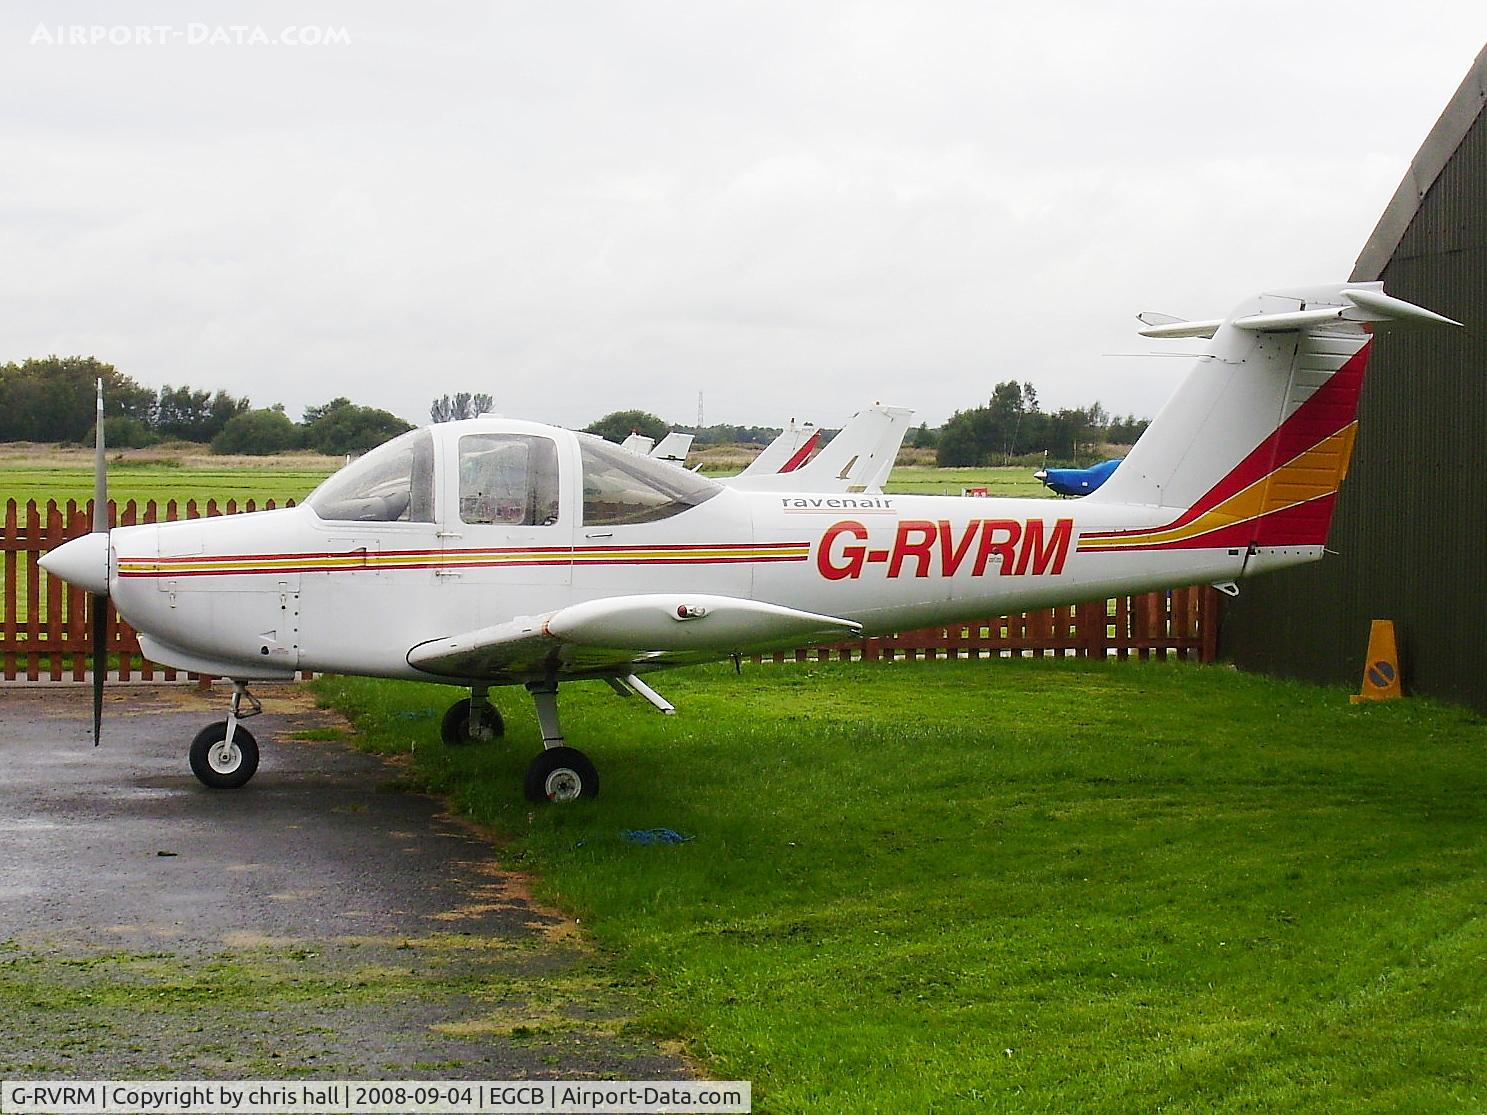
0;685;688;1079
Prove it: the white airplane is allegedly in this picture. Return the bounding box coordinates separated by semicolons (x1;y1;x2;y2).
723;404;914;493
732;418;820;479
619;430;694;465
648;432;693;464
40;282;1459;802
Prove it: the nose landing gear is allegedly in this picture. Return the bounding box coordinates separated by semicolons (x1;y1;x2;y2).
189;682;262;789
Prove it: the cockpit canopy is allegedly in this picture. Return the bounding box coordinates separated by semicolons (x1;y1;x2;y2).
307;428;435;523
306;423;721;526
576;435;718;525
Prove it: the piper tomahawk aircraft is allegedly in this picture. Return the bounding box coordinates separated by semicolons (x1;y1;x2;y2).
40;282;1459;802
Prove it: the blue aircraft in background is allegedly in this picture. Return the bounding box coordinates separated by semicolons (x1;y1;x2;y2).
1034;457;1122;497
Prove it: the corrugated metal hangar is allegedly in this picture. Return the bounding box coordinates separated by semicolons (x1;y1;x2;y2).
1221;44;1487;711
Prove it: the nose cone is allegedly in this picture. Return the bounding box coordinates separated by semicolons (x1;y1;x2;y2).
39;532;111;595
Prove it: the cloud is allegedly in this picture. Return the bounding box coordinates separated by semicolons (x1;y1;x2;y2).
1;0;1483;430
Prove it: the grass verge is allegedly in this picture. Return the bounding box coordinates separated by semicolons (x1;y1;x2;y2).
313;658;1487;1112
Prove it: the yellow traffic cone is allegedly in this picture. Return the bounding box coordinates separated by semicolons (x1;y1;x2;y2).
1350;619;1403;703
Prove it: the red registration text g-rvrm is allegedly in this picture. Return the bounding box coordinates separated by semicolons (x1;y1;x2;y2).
817;517;1074;581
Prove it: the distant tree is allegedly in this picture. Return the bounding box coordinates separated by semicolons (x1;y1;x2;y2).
935;408;987;467
100;415;159;449
0;356;154;443
1106;414;1150;445
302;397;353;427
430;392;494;423
210;407;301;455
155;385;250;442
584;410;670;443
301;398;413;455
911;422;938;449
690;423;782;446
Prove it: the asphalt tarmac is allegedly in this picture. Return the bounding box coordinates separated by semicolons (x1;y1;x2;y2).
0;684;688;1079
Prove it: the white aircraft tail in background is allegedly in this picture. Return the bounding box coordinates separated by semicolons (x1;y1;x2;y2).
735;419;820;480
725;404;913;494
649;432;694;464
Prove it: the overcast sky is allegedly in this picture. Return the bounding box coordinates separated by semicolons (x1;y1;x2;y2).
3;2;1484;432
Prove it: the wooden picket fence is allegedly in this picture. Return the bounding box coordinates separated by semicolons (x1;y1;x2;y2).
1;496;302;684
2;497;1218;683
756;586;1218;663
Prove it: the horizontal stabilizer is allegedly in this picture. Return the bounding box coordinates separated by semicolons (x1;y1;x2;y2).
1139;287;1461;339
1137;318;1223;339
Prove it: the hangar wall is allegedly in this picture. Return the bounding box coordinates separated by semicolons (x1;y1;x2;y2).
1219;45;1487;712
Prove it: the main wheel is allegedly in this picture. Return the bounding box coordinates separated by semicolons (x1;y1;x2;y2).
440;698;505;745
524;747;599;803
189;721;260;790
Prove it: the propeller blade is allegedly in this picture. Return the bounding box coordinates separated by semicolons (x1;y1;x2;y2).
92;378;107;534
92;377;108;746
92;593;106;746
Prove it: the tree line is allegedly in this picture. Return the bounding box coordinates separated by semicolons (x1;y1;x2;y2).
2;357;1148;465
0;356;412;455
585;385;1149;467
931;381;1147;466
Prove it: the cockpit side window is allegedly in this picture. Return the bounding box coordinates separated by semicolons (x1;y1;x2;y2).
579;436;721;526
459;434;560;526
307;429;435;523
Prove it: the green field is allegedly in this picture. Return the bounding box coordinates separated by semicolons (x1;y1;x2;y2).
0;451;1049;510
314;659;1487;1112
0;453;338;510
885;464;1049;498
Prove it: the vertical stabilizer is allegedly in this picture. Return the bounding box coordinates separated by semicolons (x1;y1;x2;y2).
725;404;913;493
1084;283;1459;564
736;419;821;479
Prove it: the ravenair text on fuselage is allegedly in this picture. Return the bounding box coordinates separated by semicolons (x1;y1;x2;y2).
37;282;1461;802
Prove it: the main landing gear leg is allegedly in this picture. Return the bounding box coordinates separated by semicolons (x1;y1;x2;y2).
523;680;598;803
189;681;262;790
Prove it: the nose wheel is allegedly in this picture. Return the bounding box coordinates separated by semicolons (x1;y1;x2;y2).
189;681;263;789
189;722;260;789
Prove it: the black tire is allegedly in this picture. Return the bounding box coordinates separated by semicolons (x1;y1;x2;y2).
189;721;260;790
440;697;505;745
524;747;599;803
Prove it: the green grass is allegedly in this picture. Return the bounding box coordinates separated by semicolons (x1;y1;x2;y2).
312;659;1487;1112
0;454;1046;512
885;465;1051;498
0;462;334;510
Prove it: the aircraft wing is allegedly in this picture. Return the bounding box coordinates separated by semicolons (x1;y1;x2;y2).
406;593;862;682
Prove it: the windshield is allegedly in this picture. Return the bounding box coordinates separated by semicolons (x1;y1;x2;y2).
579;436;721;526
307;428;435;523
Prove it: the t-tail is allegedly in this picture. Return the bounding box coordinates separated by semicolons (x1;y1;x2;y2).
1084;282;1460;576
